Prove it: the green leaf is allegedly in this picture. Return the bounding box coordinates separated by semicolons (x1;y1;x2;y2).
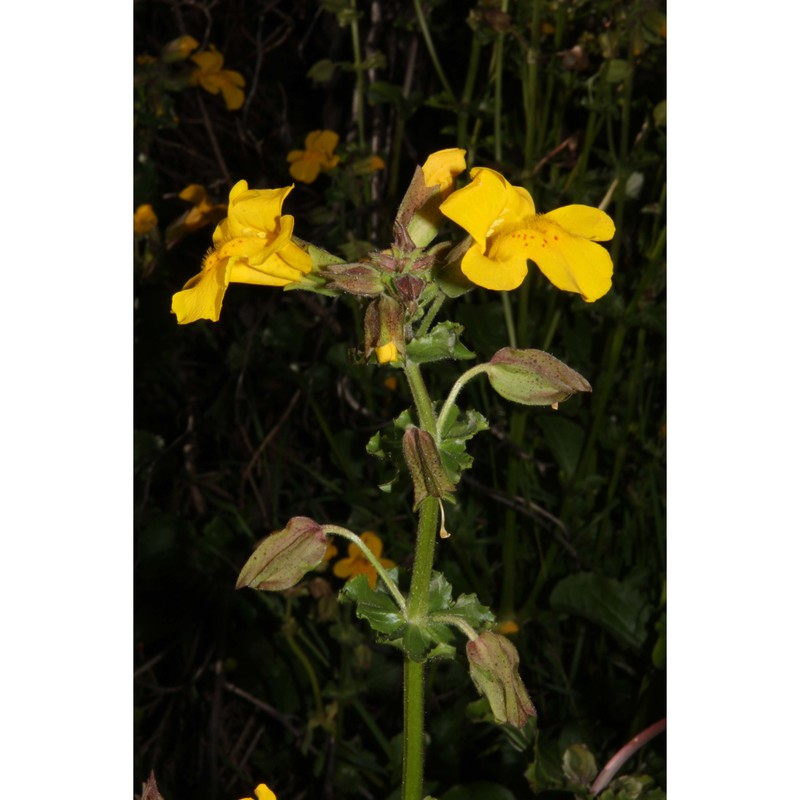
562;743;598;786
383;572;493;662
604;59;632;84
340;574;405;635
450;592;495;630
406;321;475;364
550;573;653;650
366;408;415;491
536;414;586;477
438;403;490;483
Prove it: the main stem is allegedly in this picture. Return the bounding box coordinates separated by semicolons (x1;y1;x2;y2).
401;360;441;800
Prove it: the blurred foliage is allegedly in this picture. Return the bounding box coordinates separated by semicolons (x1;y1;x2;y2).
134;0;665;797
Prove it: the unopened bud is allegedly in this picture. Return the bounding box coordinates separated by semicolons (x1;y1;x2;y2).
236;517;328;591
402;427;456;507
322;263;385;296
398;149;467;248
364;295;406;363
487;348;591;406
466;631;537;728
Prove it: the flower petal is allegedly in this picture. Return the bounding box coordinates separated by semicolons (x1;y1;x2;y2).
543;204;615;242
461;241;529;291
420;148;466;192
253;785;277;800
494;217;613;301
171;251;231;323
440;167;535;250
289;158;321;184
229;252;307;286
227;185;293;237
360;531;383;558
305;129;339;155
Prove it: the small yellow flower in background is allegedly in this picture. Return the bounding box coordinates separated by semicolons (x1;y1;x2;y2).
166;184;227;245
323;540;338;562
287;130;340;184
135;54;157;67
496;620;520;635
440;166;614;300
161;34;199;62
238;784;277;800
333;532;396;590
134;204;158;236
190;45;246;110
171;180;312;324
352;154;386;176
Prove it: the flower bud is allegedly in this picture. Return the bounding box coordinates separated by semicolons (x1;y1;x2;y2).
321;263;385;296
486;348;591;406
236;517;328;591
402;426;456;507
364;295;406;364
466;631;537;728
397;149;467;248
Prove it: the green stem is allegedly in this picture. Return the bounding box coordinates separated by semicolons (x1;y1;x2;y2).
349;0;365;148
416;292;446;339
523;0;543;175
402;658;425;800
412;0;457;105
401;497;440;800
457;35;483;149
436;363;491;440
501;291;517;348
283;615;323;717
403;361;438;435
407;497;442;620
429;613;479;641
322;525;407;613
492;0;510;163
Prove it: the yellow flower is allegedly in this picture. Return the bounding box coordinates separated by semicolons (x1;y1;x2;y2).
333;532;396;590
440;167;615;300
375;342;400;364
323;540;338;562
190;45;246;110
287;130;340;184
171;180;312;324
167;184;227;243
238;784;277;800
161;35;199;61
496;620;520;635
134;204;158;235
420;147;467;196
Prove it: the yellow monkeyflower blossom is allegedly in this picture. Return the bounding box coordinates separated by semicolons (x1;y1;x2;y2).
333;532;396;590
171;180;312;324
190;45;245;110
440;167;615;300
287;130;340;184
238;784;277;800
134;204;158;235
